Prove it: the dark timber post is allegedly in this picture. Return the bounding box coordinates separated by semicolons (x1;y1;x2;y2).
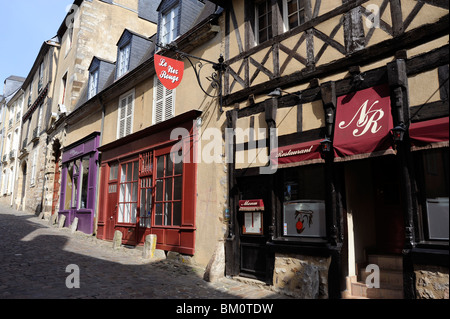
321;81;342;299
387;58;416;299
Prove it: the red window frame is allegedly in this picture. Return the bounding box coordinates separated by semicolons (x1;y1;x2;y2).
154;146;183;228
117;159;139;225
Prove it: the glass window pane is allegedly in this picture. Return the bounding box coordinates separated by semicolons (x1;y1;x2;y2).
132;182;138;202
120;183;125;202
156;179;163;201
121;164;126;182
157;156;164;178
166;154;173;177
131;203;137;224
288;0;298;13
124;204;130;223
127;163;132;182
146;188;152;212
165;178;173;201
80;157;90;209
155;203;163;225
173;202;182;226
164;203;172;226
118;204;125;223
174;151;183;175
126;183;132;202
133;161;139;181
174;176;182;200
110;163;118;180
64;163;74;210
289;15;299;29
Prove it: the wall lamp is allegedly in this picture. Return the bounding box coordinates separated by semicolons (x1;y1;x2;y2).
320;137;333;154
391;122;406;142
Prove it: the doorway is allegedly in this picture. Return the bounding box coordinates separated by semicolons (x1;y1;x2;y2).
51;140;61;216
344;155;405;275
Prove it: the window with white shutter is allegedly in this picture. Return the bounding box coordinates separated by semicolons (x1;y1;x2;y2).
153;77;175;124
117;90;135;139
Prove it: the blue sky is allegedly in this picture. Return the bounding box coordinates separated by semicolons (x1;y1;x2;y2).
0;0;73;95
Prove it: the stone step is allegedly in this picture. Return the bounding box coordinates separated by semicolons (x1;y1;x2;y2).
351;281;404;299
367;254;403;270
360;268;403;288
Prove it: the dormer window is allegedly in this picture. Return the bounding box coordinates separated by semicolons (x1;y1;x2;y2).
160;4;179;45
117;42;131;78
88;68;99;100
115;30;152;80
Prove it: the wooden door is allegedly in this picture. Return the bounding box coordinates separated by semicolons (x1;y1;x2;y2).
105;181;118;241
51;160;61;215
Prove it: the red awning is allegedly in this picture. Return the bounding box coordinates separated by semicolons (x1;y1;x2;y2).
410;117;449;151
270;139;324;168
333;84;395;161
239;199;264;211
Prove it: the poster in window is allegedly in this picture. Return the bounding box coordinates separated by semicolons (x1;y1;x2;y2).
283;200;326;237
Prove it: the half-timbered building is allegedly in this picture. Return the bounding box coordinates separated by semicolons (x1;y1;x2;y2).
211;0;449;299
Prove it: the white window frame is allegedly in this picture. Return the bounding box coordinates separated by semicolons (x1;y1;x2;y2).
152;77;175;125
116;89;135;139
117;42;131;78
160;4;179;45
88;68;99;100
254;0;273;45
282;0;306;32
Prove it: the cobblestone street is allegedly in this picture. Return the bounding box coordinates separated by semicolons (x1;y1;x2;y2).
0;205;291;300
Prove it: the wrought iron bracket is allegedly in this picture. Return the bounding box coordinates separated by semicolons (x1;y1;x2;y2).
154;42;227;113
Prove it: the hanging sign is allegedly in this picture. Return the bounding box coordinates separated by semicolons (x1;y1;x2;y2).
154;54;184;90
333;84;393;160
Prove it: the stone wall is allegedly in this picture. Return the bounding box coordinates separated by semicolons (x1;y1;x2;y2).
272;253;331;299
414;264;449;299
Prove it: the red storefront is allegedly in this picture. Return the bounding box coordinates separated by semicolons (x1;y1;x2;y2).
97;110;201;255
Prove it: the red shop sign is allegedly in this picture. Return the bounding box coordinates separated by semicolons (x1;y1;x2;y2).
154;54;184;90
334;84;393;160
239;199;264;211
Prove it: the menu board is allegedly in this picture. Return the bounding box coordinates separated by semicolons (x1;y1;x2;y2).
243;212;263;235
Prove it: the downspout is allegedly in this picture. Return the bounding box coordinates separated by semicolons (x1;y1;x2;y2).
93;95;105;235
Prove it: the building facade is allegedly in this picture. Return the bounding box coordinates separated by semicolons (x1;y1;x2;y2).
0;76;25;206
63;0;228;268
2;0;448;299
212;0;448;299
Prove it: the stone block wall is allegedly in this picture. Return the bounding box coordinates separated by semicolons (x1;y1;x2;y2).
272;253;331;299
414;264;449;299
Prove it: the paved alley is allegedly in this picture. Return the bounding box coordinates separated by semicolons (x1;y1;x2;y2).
0;205;290;301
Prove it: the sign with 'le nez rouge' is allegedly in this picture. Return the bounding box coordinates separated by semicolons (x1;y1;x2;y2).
154;54;184;90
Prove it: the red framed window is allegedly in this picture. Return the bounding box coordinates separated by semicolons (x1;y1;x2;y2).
118;160;139;224
154;151;183;227
139;151;153;228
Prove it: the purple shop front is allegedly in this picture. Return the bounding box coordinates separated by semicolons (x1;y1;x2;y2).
59;132;100;234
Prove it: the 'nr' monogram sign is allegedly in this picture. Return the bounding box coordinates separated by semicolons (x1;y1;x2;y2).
333;84;393;159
